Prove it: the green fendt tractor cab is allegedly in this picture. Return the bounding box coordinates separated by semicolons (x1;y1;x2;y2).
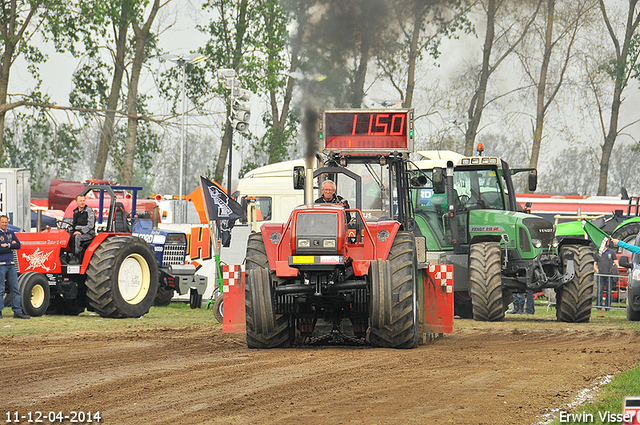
412;151;594;322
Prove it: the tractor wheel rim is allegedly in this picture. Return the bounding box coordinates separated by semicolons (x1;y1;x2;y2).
31;285;45;309
118;253;151;304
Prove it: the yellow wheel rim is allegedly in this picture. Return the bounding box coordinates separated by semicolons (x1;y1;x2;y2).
117;253;151;305
31;284;45;309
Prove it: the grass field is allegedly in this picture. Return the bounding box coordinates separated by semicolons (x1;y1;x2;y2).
0;302;221;336
2;299;639;334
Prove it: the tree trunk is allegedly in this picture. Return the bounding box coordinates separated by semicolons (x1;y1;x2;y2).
403;3;424;109
121;0;159;185
93;5;129;180
465;0;496;156
0;44;14;160
529;0;555;178
597;0;640;195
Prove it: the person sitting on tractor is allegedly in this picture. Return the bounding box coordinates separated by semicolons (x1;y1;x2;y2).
70;194;96;263
315;180;351;222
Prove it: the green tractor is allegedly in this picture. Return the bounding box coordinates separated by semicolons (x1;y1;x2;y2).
412;150;594;322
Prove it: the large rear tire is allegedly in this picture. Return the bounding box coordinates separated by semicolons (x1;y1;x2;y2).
246;233;269;271
245;268;293;348
85;236;159;318
154;287;174;306
19;272;50;317
556;245;594;323
369;231;419;349
612;223;640;245
470;242;505;322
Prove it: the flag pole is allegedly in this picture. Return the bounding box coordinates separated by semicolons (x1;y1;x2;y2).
200;178;223;301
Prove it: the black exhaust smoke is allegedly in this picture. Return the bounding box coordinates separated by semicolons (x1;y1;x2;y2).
303;106;319;205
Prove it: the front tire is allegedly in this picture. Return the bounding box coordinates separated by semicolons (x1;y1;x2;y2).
85;236;159;318
628;303;640;321
213;295;224;323
154;287;174;306
469;242;505;321
19;272;51;316
556;245;594;323
245;268;293;348
369;231;419;349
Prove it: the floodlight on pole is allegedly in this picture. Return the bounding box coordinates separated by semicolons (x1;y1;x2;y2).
216;68;253;193
160;53;207;200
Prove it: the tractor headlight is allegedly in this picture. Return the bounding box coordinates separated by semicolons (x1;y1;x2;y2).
298;239;310;248
552;238;559;248
323;239;336;248
532;239;542;249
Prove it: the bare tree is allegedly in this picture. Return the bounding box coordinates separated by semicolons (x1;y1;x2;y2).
379;0;475;109
463;0;542;156
119;0;162;185
515;0;596;186
0;0;69;159
595;0;640;195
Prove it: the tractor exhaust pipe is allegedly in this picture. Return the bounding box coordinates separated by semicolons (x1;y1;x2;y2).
303;106;318;206
305;167;314;206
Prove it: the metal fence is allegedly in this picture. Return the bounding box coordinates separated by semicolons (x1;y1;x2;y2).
593;272;627;310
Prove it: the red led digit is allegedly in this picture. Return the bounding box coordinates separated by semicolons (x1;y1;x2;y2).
368;114;373;135
352;114;358;135
390;114;405;136
374;114;389;135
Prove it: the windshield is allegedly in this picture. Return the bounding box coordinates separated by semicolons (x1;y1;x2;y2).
453;168;506;211
316;162;394;222
413;165;505;249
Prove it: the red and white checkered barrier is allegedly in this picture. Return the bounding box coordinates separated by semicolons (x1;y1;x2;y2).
222;264;243;293
221;264;246;333
428;264;454;293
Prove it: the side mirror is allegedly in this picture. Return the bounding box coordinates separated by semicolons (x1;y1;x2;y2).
619;255;631;269
528;172;537;192
410;174;428;188
293;166;305;190
433;168;445;194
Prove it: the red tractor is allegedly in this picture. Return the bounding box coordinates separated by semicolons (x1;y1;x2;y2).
15;186;161;317
244;109;453;348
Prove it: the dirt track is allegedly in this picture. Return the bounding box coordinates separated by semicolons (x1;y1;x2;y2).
2;322;640;425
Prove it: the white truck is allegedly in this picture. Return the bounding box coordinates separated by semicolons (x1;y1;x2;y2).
0;168;31;231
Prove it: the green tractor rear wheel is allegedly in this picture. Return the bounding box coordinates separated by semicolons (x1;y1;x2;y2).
470;242;505;322
556;245;594;323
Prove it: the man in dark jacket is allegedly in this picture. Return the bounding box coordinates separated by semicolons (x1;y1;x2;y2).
315;180;351;222
594;240;618;311
0;215;29;319
70;195;96;263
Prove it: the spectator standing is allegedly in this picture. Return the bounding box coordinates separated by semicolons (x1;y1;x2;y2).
594;241;618;311
0;215;30;319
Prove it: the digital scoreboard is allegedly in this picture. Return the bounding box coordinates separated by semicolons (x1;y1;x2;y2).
320;109;414;153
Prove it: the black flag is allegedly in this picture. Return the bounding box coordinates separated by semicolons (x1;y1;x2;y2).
200;176;244;247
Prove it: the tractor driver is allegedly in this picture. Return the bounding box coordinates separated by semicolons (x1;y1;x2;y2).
315;180;351;222
70;194;96;263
